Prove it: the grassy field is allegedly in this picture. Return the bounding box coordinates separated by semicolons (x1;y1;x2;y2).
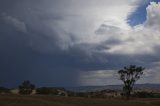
0;95;160;106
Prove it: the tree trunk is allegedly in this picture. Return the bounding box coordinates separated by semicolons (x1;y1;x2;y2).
126;90;131;100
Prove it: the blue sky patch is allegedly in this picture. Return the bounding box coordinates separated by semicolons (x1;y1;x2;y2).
127;0;160;26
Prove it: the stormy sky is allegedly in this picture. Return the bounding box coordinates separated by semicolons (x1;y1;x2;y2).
0;0;160;87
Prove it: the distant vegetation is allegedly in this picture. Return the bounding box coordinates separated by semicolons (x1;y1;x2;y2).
18;80;35;95
1;64;160;106
36;87;67;96
36;87;59;95
0;87;10;94
132;91;160;98
1;65;160;100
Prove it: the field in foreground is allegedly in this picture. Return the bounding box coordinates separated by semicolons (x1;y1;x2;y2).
0;95;160;106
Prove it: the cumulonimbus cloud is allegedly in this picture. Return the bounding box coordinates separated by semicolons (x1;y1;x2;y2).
93;2;160;55
1;0;160;86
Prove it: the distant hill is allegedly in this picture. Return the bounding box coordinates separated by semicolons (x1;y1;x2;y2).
66;84;160;92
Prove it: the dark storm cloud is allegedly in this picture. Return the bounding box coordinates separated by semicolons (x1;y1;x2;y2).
0;0;76;87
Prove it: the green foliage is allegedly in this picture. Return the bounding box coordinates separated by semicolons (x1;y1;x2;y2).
132;92;154;98
0;87;10;93
118;65;144;99
132;92;160;98
67;91;76;96
18;80;35;95
36;87;59;95
75;92;89;97
36;87;67;96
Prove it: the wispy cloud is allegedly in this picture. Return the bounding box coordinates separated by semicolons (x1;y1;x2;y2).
1;13;27;33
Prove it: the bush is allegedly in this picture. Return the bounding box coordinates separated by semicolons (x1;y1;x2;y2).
0;87;10;93
132;92;154;98
18;80;35;95
36;87;59;95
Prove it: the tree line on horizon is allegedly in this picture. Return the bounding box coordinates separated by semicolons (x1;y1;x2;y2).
0;65;146;99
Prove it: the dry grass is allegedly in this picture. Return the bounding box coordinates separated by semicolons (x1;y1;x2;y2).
0;94;160;106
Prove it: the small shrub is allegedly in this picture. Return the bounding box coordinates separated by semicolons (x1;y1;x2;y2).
18;80;35;95
0;87;10;94
36;87;59;95
132;92;154;98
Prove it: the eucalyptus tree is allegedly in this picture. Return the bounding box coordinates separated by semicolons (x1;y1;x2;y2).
118;65;144;99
